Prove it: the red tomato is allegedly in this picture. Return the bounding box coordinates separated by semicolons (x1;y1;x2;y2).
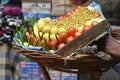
66;10;74;17
95;11;101;18
40;39;50;50
32;38;36;46
70;10;75;14
82;26;90;33
57;43;66;50
59;32;68;43
66;11;72;17
91;21;99;27
58;16;65;20
32;35;37;46
67;36;74;44
77;5;82;9
74;8;80;12
48;40;58;50
68;27;77;37
26;32;30;41
74;32;82;38
40;40;44;47
74;6;81;12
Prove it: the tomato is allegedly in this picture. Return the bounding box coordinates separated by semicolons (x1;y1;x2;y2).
26;32;30;41
57;43;66;50
74;8;80;12
59;32;68;43
91;21;99;27
70;10;75;14
74;5;81;12
95;11;101;18
58;16;65;20
32;38;37;46
40;40;44;47
76;5;82;9
66;36;74;44
48;40;58;50
74;32;82;38
32;35;37;46
68;27;77;37
66;11;72;17
82;26;90;33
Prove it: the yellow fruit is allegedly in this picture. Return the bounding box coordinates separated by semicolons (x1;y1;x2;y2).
37;19;46;31
85;20;92;27
58;27;67;34
50;34;58;40
38;32;42;37
38;32;42;40
18;39;22;45
33;24;39;38
42;26;51;33
51;27;58;34
33;23;38;31
34;30;39;39
23;42;29;47
43;33;49;41
78;26;84;33
85;18;104;28
44;17;51;22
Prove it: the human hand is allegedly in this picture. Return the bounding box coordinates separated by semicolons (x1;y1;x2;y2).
92;33;120;58
86;26;120;58
102;34;120;58
111;26;120;40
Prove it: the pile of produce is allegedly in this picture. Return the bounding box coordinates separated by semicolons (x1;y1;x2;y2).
14;6;104;53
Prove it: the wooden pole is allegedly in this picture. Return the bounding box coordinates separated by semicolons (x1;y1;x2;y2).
39;65;51;80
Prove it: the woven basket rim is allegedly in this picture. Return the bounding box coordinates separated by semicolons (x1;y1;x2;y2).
12;42;117;72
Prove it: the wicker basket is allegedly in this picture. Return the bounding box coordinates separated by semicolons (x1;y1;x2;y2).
12;1;118;73
12;42;117;73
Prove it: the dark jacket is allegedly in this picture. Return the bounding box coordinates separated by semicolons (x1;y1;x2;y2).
91;0;120;25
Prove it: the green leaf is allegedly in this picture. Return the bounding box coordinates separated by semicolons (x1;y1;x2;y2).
63;36;67;44
32;31;36;38
44;38;49;51
41;32;45;39
55;34;60;44
49;33;51;41
35;36;41;46
16;24;19;32
38;32;42;40
29;35;32;45
52;45;56;51
22;31;27;42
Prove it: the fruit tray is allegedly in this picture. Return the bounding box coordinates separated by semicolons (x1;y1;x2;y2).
12;1;117;72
